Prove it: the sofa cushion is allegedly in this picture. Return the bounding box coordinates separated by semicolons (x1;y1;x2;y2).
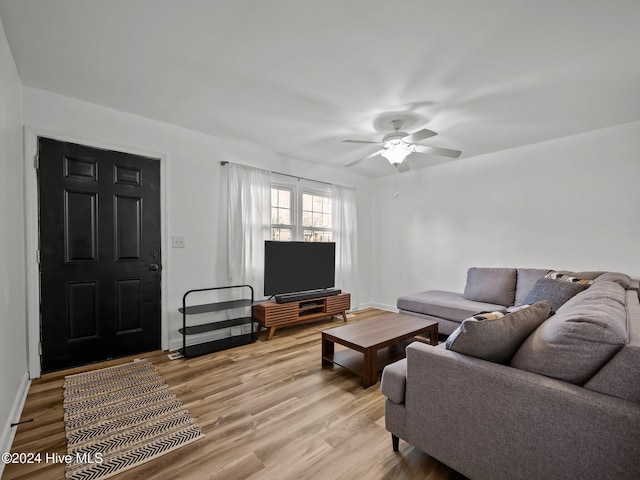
593;272;631;289
523;277;589;313
462;267;517;306
584;290;640;403
515;268;551;306
397;290;507;322
511;281;628;385
445;302;551;363
557;279;626;313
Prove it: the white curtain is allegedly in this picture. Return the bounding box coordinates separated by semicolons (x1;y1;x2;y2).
226;163;271;299
332;184;358;308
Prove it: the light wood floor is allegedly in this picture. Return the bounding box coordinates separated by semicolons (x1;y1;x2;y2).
4;308;467;480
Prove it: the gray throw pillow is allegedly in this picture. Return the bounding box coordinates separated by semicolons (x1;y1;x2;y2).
445;301;552;363
523;277;588;312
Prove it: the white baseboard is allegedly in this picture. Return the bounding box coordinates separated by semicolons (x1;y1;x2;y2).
0;373;31;477
355;302;398;312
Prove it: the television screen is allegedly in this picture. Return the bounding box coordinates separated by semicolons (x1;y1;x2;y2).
264;241;335;296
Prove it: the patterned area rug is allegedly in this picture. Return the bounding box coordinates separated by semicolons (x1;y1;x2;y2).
63;359;204;480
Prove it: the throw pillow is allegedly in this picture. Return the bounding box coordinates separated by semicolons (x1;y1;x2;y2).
524;277;589;312
545;271;594;285
445;301;552;363
462;267;517;306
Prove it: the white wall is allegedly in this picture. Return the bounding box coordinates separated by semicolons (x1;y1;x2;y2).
22;87;373;352
0;16;29;471
372;121;640;309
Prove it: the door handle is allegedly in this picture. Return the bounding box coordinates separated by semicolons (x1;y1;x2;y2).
149;263;160;272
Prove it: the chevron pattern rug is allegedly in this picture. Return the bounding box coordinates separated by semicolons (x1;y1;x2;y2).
63;359;204;480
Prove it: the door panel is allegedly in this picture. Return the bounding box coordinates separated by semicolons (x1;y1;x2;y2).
116;279;142;333
39;137;161;372
66;281;99;340
64;190;98;262
115;195;142;260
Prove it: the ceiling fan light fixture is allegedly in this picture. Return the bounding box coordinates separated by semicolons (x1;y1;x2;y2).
381;141;413;164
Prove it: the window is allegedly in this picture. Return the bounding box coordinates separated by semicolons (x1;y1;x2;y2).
301;192;332;242
270;180;332;242
270;187;293;241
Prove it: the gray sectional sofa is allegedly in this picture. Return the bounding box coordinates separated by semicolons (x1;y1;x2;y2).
397;267;552;335
382;267;640;480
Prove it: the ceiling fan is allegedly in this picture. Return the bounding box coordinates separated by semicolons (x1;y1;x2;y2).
343;119;461;172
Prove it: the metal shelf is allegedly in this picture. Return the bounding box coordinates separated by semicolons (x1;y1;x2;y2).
179;299;253;315
180;285;256;356
180;333;256;357
179;316;254;335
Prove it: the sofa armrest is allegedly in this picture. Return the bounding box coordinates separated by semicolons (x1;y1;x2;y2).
404;342;640;480
381;358;407;404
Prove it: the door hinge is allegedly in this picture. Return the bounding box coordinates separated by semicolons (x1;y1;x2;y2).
38;342;42;356
36;249;40;264
34;154;39;170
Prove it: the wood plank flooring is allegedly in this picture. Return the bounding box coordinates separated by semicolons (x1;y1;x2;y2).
3;308;467;480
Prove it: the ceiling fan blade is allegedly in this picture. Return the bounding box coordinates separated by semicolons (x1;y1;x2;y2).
346;149;385;167
413;145;462;158
397;161;411;173
403;128;437;144
401;154;444;172
342;139;382;144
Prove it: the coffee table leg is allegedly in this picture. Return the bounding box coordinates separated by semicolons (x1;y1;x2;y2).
322;334;334;367
429;324;439;345
362;348;377;388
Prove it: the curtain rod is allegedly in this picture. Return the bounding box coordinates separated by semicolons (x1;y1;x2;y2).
220;160;343;188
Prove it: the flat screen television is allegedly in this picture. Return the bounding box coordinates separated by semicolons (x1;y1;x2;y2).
264;241;335;296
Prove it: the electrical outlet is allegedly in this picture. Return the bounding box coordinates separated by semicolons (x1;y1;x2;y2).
172;236;185;248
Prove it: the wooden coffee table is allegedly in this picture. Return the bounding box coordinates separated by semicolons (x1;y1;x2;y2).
321;312;438;388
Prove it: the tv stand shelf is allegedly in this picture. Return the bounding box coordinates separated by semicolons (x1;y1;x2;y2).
253;293;350;340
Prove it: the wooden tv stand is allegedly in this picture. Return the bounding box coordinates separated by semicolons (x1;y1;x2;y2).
253;293;350;340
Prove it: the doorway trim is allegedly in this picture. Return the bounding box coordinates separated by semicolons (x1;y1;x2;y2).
24;126;169;379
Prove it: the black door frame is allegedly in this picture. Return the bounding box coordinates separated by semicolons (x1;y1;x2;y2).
24;127;168;379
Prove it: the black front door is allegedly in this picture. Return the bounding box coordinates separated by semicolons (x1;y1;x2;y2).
38;138;161;372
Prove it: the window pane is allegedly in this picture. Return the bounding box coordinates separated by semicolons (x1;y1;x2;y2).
271;189;278;206
302;211;311;227
278;208;291;225
322;213;331;228
272;227;293;241
279;189;290;208
302;193;312;211
323;197;331;212
271;208;279;224
280;229;292;241
313;195;322;211
312;212;322;227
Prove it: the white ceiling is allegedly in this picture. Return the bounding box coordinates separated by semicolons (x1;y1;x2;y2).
1;0;639;177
